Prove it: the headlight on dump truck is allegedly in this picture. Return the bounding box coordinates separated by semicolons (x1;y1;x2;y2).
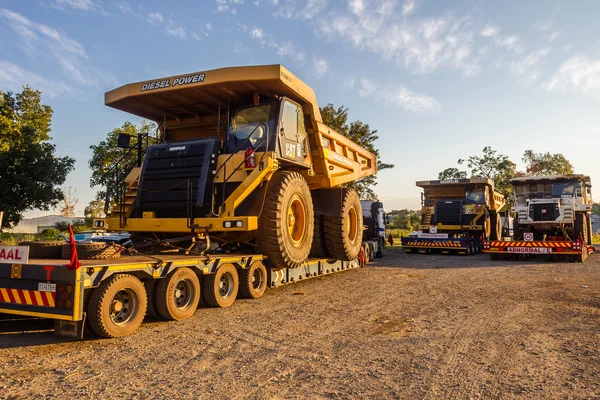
223;221;243;228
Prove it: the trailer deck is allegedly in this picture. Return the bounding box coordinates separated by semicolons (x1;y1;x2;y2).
0;252;360;339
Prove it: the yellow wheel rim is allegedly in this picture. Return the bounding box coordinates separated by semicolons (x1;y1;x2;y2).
347;205;358;243
287;194;306;246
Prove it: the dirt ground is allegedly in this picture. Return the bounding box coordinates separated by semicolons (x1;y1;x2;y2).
1;248;600;399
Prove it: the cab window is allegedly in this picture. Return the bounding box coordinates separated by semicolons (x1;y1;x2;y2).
281;101;299;141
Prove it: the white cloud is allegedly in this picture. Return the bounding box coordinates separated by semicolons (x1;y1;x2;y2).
147;12;164;24
166;25;187;39
274;0;328;20
509;48;550;82
250;27;263;39
358;78;377;96
206;23;213;31
543;56;600;98
216;0;243;13
247;26;306;63
402;0;416;16
320;6;481;77
313;56;328;77
386;87;441;113
535;21;560;43
51;0;97;11
0;60;77;98
480;25;498;38
0;8;98;86
192;32;201;41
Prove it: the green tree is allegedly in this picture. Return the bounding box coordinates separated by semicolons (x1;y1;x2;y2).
438;168;467;180
388;209;421;231
0;87;75;228
521;150;574;176
85;200;105;218
89;120;158;203
320;104;394;199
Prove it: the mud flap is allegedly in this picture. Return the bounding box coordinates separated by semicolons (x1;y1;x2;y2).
54;314;86;339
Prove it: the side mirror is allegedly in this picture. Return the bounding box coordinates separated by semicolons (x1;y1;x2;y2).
117;134;131;149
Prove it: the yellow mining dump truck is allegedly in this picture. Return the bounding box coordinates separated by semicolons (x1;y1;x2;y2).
95;65;377;268
402;178;505;255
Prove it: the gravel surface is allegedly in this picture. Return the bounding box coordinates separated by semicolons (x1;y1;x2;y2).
1;249;600;399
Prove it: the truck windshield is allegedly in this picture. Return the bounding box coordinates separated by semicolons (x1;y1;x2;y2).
231;104;273;146
551;181;579;197
465;189;485;204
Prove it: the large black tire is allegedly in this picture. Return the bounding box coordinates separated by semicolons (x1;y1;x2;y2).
489;212;501;241
143;280;161;319
375;237;385;258
156;268;201;321
239;261;267;299
324;189;363;261
87;274;147;338
256;171;314;269
574;213;589;244
203;263;239;308
61;242;120;260
19;240;65;259
310;214;328;258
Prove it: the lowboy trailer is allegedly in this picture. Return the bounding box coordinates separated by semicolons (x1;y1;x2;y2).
0;243;360;339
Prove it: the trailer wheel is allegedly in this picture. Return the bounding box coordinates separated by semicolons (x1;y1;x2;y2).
156;268;201;321
143;280;160;319
324;189;363;261
87;274;147;338
19;240;65;259
204;263;239;307
489;213;501;240
310;214;328;258
239;261;267;299
256;171;314;269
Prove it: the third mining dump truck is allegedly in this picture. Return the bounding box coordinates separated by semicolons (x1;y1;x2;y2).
484;174;595;262
94;65;377;268
401;178;505;255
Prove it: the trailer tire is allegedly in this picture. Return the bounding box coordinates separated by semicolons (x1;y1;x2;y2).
256;171;314;269
324;189;363;261
156;268;201;321
143;280;161;319
239;261;267;299
19;240;65;259
87;274;147;338
489;212;501;241
61;242;121;260
204;263;239;308
310;214;328;258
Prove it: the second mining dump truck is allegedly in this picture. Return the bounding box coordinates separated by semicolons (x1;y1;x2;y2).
484;174;595;262
401;178;505;255
94;65;377;268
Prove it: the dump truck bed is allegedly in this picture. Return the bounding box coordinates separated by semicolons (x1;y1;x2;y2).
104;64;376;189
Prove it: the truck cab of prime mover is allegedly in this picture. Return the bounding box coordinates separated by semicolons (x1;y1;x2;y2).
511;174;593;242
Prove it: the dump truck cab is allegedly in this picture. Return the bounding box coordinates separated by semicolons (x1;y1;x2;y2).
417;178;505;239
511;174;593;242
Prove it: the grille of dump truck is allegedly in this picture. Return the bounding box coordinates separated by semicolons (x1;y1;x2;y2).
529;202;559;222
134;138;220;218
434;200;463;225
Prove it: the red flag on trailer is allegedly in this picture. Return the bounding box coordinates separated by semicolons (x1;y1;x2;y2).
67;224;81;270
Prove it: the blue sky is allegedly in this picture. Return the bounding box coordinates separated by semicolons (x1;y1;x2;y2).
1;0;599;217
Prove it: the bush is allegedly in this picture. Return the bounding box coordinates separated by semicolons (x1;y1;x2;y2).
39;228;60;240
72;224;91;234
0;233;16;245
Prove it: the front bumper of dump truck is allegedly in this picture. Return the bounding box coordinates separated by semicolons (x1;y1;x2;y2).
94;215;258;232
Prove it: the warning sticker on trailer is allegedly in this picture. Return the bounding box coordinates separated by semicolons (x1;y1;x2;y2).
507;247;552;254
